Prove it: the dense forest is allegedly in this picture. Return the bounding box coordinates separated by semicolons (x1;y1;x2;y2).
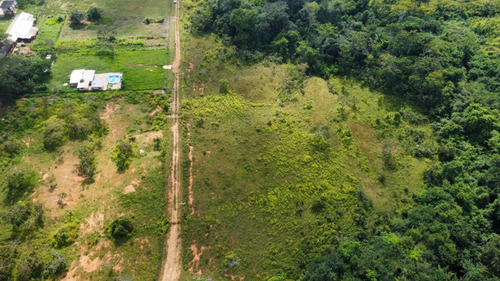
188;0;500;279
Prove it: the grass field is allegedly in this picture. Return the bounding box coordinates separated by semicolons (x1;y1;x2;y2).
179;36;436;280
40;0;175;40
49;49;171;92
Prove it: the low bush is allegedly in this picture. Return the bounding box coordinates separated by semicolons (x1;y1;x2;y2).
106;217;134;239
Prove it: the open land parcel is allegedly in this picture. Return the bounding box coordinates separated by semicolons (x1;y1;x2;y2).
0;0;175;278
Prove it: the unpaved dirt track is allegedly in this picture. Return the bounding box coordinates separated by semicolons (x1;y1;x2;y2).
159;0;182;280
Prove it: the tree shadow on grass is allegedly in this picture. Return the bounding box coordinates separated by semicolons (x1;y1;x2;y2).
69;22;87;30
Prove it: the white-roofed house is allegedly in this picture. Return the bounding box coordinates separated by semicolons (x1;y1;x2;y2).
70;69;85;86
6;12;38;42
0;1;18;18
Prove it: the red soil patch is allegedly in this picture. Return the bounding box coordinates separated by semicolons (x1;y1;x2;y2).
188;243;209;275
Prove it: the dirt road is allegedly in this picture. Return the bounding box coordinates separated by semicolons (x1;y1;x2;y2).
159;0;182;280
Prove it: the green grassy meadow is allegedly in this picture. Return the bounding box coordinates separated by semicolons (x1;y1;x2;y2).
50;49;170;92
179;36;437;280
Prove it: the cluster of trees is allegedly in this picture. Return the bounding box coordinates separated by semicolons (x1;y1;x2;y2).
39;100;107;151
70;7;103;25
191;0;499;115
191;0;500;279
0;56;52;100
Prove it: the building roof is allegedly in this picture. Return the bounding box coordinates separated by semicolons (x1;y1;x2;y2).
83;70;95;81
70;69;95;84
6;12;37;41
0;1;16;9
70;69;85;84
91;79;104;88
77;80;90;89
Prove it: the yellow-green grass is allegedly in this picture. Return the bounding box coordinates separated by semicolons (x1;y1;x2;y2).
179;36;436;280
386;0;499;14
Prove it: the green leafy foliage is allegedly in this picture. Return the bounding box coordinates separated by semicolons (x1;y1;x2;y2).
106;217;134;239
3;168;38;203
70;10;85;25
76;141;98;182
42;116;66;150
0;56;51;100
87;7;102;21
111;138;135;172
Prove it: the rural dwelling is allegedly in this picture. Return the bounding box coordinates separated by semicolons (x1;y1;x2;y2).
0;0;17;17
0;40;15;58
6;12;38;42
70;70;123;91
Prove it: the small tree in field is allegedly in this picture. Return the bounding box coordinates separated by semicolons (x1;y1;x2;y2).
106;218;134;239
111;138;134;172
87;7;102;21
70;10;84;25
77;141;97;182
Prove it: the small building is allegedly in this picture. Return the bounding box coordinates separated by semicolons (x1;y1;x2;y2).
0;1;17;17
0;40;15;58
6;12;38;42
69;70;122;91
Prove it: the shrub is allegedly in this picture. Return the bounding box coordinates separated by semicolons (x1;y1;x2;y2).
70;10;84;24
51;222;79;248
15;255;43;281
45;17;58;26
0;134;22;157
77;141;97;182
111;138;134;172
106;218;134;239
43;250;67;278
87;7;102;21
1;201;43;238
4;168;38;202
42;116;66;150
219;79;230;94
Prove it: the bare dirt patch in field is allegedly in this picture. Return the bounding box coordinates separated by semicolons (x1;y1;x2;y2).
150;105;163;116
81;212;105;235
123;184;136;194
79;254;104;273
34;147;83;214
224;274;245;281
188;243;209;275
135;130;163;144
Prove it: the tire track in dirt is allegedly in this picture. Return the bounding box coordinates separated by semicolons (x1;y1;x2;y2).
159;0;182;280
